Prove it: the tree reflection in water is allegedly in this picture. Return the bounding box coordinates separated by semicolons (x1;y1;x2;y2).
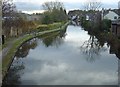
2;60;25;85
15;39;37;58
80;35;107;62
40;29;66;47
69;20;120;61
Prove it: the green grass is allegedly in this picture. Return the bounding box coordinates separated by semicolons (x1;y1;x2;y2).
37;22;63;32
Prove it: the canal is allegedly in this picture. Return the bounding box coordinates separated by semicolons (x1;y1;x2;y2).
3;24;119;85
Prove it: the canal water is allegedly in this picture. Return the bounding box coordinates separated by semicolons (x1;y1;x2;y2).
3;25;119;85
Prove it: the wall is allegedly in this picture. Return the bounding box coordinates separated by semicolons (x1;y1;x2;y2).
111;22;120;37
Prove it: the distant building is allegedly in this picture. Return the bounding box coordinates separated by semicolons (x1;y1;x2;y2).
118;1;120;9
19;13;42;21
26;14;42;21
68;10;86;20
103;11;119;21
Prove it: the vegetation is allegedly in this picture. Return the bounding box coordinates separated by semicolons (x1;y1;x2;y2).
37;22;63;32
2;0;37;38
2;0;68;45
2;0;16;17
41;1;68;24
101;19;111;32
81;17;111;33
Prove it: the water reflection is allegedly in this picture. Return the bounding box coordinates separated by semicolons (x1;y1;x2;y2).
2;25;118;85
41;32;64;47
15;29;67;58
15;39;37;58
2;29;67;86
109;40;120;59
2;60;25;85
80;35;107;62
72;21;120;59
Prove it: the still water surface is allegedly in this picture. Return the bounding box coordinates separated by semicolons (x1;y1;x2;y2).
3;25;118;85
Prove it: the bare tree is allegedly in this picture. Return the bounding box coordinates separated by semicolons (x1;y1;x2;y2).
80;35;107;62
42;1;64;12
2;0;16;17
41;1;67;24
83;0;102;11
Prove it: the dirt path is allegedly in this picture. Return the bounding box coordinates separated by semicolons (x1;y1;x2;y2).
0;35;26;61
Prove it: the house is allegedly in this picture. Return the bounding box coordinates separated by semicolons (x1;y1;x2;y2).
103;11;119;21
68;10;86;20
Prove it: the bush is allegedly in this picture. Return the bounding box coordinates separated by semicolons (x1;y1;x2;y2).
101;19;111;32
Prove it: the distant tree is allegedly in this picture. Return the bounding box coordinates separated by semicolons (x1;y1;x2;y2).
42;1;68;24
83;0;102;11
42;1;64;12
42;11;53;24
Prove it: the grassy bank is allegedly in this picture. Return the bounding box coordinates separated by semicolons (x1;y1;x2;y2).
2;34;33;79
36;22;63;32
2;21;69;80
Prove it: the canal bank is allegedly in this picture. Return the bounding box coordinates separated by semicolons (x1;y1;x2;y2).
2;22;69;80
2;24;118;85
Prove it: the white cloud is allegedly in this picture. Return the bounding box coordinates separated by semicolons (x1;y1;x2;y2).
22;10;45;14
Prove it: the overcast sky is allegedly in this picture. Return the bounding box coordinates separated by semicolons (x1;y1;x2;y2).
13;0;120;14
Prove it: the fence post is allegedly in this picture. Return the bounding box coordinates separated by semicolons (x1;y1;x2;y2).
2;35;5;44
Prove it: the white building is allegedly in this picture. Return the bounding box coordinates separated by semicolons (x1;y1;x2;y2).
103;11;119;21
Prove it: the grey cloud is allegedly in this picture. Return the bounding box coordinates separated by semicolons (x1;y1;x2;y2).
14;1;118;12
14;2;42;11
